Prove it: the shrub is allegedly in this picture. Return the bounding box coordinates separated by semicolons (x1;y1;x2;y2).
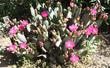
0;0;108;67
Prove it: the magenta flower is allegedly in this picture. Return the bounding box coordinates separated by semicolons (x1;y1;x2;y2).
9;26;18;36
92;25;98;35
70;54;79;63
69;24;78;32
90;8;97;15
18;20;28;31
20;20;29;27
6;44;17;53
85;25;98;37
41;11;48;17
18;24;25;31
19;42;27;49
65;40;75;49
85;27;92;37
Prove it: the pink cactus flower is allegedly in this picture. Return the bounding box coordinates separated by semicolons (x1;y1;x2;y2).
9;26;18;36
6;44;17;53
18;24;25;31
20;20;29;27
65;39;75;49
92;25;98;35
70;54;79;63
41;11;48;17
69;24;78;32
19;42;27;49
90;8;97;15
18;20;29;31
85;27;92;37
85;25;98;37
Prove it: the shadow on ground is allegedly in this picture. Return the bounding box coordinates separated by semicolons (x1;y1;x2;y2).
0;51;17;67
